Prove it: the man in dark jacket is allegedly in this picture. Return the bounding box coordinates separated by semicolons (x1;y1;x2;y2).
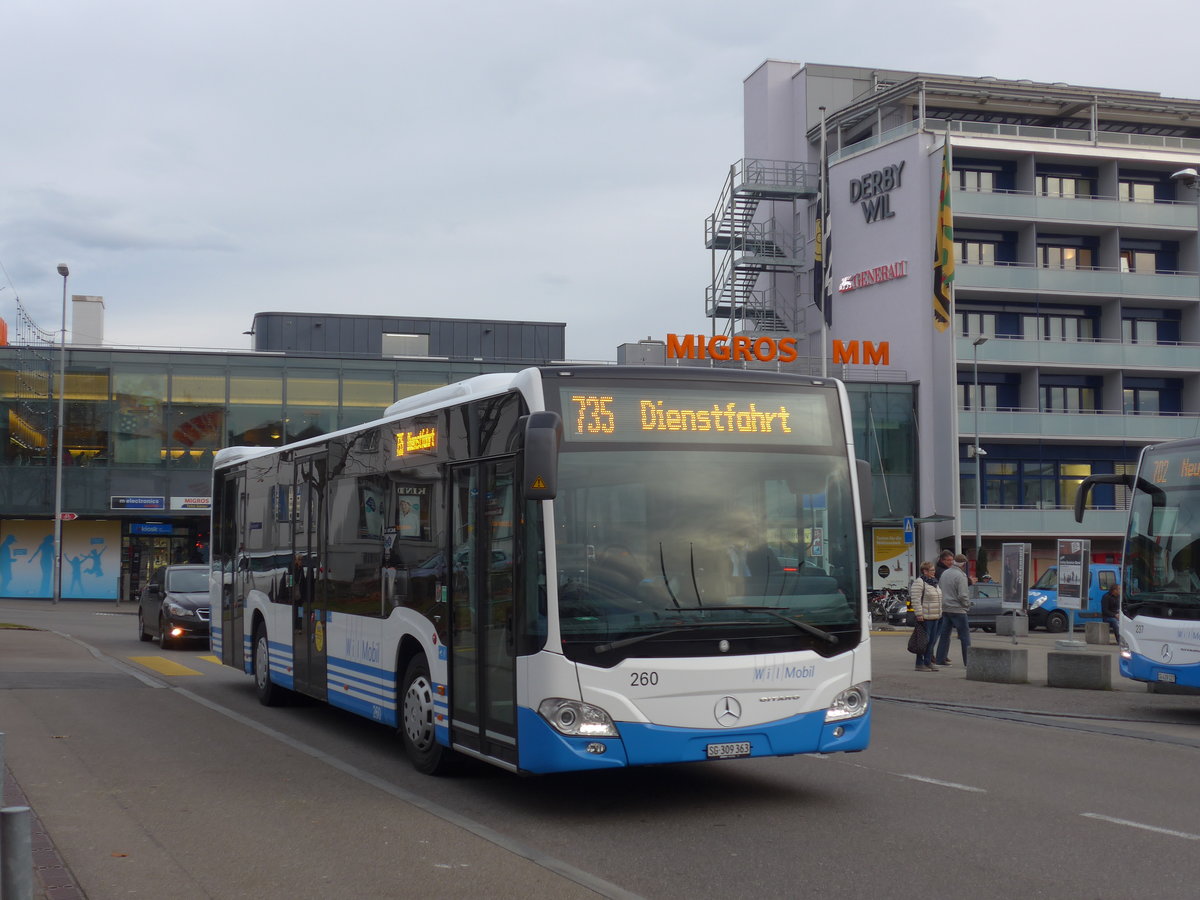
1101;584;1121;644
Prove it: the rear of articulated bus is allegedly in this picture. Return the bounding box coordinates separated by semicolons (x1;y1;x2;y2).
1077;438;1200;689
518;367;871;773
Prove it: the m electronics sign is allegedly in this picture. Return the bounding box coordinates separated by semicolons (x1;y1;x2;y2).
111;496;165;510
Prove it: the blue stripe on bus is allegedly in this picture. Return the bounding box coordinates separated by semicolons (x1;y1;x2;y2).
515;706;870;774
1122;654;1200;688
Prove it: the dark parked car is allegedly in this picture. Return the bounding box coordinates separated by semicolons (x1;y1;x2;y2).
898;581;1005;631
138;564;211;649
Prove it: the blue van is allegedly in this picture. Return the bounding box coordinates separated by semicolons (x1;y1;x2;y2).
1027;564;1120;632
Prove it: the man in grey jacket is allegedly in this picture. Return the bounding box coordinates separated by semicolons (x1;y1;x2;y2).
935;553;972;667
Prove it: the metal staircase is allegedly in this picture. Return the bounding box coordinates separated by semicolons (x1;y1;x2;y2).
706;159;817;334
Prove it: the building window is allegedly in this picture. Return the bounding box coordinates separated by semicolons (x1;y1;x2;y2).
956;240;997;265
1038;245;1094;270
1038;175;1094;198
957;311;996;338
1123;388;1160;415
1120;250;1158;273
1122;317;1180;344
1119;180;1157;203
1022;314;1095;342
383;333;430;357
958;169;995;193
958;382;997;412
1040;385;1097;413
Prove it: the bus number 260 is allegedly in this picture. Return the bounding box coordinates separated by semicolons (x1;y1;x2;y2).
630;671;659;687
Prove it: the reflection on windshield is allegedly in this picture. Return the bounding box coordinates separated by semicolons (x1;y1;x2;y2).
1125;485;1200;617
167;568;209;593
552;449;861;661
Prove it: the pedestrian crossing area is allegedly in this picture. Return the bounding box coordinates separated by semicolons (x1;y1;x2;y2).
128;653;222;676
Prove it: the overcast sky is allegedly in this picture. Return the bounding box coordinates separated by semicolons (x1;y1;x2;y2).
3;0;1198;361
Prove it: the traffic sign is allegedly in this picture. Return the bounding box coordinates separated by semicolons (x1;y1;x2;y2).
58;512;78;521
902;516;915;544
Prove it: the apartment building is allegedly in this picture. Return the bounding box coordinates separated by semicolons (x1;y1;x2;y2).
724;61;1200;573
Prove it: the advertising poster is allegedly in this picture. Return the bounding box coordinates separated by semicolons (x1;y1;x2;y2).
0;520;121;600
1001;542;1031;613
871;527;913;589
1055;538;1090;611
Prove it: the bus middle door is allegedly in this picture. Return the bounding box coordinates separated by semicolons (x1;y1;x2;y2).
292;452;328;700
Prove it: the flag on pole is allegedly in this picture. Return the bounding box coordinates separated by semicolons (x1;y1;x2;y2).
933;139;955;332
813;113;833;327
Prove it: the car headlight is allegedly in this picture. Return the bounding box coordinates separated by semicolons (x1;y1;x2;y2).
1028;594;1046;609
825;682;870;722
538;698;619;737
166;602;195;618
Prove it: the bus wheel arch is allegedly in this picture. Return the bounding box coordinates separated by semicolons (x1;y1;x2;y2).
399;650;455;775
253;616;284;707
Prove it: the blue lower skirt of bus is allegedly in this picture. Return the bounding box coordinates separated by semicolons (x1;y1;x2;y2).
515;705;870;774
1121;653;1200;689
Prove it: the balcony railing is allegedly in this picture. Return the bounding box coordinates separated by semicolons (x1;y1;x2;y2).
959;407;1200;441
955;261;1200;299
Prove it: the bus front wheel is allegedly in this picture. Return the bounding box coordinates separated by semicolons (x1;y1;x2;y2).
400;655;454;775
254;624;284;707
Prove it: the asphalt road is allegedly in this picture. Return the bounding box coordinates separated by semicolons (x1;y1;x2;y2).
3;601;1199;899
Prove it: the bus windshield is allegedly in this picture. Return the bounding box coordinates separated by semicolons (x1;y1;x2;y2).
1124;446;1200;619
551;441;861;663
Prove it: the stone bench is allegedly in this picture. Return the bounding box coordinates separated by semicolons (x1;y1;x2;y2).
1046;650;1111;690
995;615;1028;637
1084;621;1111;645
966;646;1028;684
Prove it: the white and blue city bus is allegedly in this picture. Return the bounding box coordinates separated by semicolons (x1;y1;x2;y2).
210;366;872;775
1076;437;1200;689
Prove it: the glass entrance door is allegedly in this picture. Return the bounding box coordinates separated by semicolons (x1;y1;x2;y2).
450;459;517;766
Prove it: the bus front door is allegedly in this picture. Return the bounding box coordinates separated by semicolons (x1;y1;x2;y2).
450;459;518;768
292;453;328;700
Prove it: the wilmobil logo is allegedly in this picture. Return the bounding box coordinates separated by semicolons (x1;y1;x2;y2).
667;333;798;363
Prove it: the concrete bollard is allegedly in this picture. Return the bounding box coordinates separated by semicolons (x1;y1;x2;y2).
995;615;1028;637
966;646;1028;684
1084;622;1109;645
1047;651;1112;690
1;805;34;900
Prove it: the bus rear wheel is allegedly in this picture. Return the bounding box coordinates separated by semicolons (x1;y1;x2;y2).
400;655;454;775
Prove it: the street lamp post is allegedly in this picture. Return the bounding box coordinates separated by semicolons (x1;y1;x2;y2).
52;264;69;604
1171;168;1199;285
972;335;988;572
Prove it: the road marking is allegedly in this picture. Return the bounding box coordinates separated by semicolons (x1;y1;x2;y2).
1082;813;1200;841
895;773;986;793
128;656;204;676
198;655;221;665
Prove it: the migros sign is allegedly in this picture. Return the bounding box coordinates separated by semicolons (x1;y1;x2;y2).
665;334;890;366
667;333;798;363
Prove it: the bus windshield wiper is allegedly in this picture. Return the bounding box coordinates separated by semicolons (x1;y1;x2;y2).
593;620;733;654
671;605;839;645
658;542;681;609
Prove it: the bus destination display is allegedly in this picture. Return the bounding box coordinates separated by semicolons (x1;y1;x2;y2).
559;386;832;446
1149;449;1200;487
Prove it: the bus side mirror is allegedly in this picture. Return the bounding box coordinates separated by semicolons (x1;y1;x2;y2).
524;411;562;501
1074;473;1131;523
856;458;873;525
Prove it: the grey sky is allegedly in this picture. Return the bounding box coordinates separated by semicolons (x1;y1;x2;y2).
3;0;1196;360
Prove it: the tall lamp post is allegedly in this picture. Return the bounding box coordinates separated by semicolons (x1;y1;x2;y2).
972;335;989;572
53;264;69;604
1171;168;1199;280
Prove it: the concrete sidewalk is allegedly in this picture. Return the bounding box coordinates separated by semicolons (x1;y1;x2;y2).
0;625;609;900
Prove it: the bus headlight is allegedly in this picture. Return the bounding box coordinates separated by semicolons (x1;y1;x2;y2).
538;698;619;737
825;682;870;722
